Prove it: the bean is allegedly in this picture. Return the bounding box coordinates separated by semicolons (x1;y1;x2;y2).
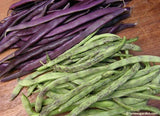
133;65;160;79
111;53;132;58
58;71;116;111
79;109;109;116
45;91;60;100
40;66;106;93
74;41;120;65
152;73;160;84
121;43;141;51
27;84;37;97
133;105;160;115
52;38;126;72
55;83;76;90
121;97;144;105
128;92;160;101
94;67;129;93
11;72;39;100
84;33;120;45
40;72;104;115
90;100;119;110
21;93;39;116
108;85;150;99
66;63;140;116
56;35;120;66
48;105;75;116
19;72;69;86
72;79;84;85
71;36;120;57
113;98;138;111
126;37;138;44
37;31;97;71
71;41;118;60
28;68;52;79
107;55;160;70
118;69;160;90
61;57;81;65
93;107;128;116
11;83;23;100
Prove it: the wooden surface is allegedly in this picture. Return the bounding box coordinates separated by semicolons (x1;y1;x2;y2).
0;0;160;116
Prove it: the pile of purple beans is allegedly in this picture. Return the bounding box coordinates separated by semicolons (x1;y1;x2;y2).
0;0;135;82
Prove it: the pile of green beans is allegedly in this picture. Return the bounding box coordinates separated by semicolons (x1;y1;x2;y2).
12;33;160;116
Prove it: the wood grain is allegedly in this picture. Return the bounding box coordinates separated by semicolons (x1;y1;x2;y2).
0;0;160;116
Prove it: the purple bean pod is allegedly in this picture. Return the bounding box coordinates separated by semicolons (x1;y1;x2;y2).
17;24;44;37
38;32;68;45
9;0;36;10
49;0;69;11
0;35;74;77
7;0;105;32
7;15;69;63
45;7;122;38
0;8;127;81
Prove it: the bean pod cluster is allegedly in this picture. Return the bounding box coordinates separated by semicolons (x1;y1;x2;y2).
12;33;160;116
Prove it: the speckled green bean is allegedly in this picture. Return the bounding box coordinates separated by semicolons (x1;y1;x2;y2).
121;43;141;51
133;65;160;79
11;83;23;100
27;84;37;97
121;97;144;105
37;31;97;71
52;38;126;72
21;94;39;116
19;72;69;87
65;63;140;116
108;85;150;99
59;71;116;111
40;72;105;115
113;98;138;111
84;33;120;45
128;92;160;101
107;55;160;70
119;69;160;90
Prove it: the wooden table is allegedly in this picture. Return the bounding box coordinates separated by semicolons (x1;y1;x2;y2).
0;0;160;116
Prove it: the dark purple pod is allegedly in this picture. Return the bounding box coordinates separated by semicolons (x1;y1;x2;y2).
10;1;47;27
0;63;9;72
17;24;44;37
63;10;89;24
7;0;105;32
45;7;122;38
0;36;19;53
13;15;69;57
0;31;17;44
114;23;137;33
49;0;69;11
38;32;68;45
0;8;127;81
9;0;35;10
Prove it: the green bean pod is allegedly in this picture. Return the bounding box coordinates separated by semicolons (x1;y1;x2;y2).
128;92;160;101
21;94;39;116
37;31;97;71
52;38;126;72
121;43;141;51
27;84;37;97
84;33;120;45
108;85;150;99
66;63;140;116
58;71;116;111
11;84;23;100
107;55;160;70
119;69;160;90
133;65;160;79
40;72;104;115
